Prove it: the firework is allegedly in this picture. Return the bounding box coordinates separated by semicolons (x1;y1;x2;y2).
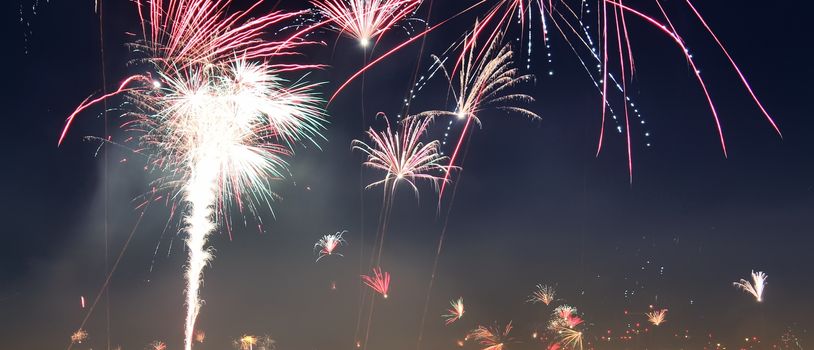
555;326;584;350
415;24;538;199
59;2;327;349
443;297;465;325
527;284;556;305
170;59;323;350
256;335;277;350
362;267;391;298
149;341;168;350
315;230;348;261
418;30;538;126
235;335;258;350
733;270;767;302
550;305;582;329
194;330;206;343
352;115;450;197
646;309;668;326
311;0;422;47
70;329;88;344
468;322;514;350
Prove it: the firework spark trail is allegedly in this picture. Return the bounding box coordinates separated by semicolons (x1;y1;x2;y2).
733;270;767;302
67;199;153;350
684;0;781;136
414;125;474;350
311;0;422;47
182;155;219;350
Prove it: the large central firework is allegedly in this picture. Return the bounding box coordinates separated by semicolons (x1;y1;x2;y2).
60;1;326;349
166;60;324;350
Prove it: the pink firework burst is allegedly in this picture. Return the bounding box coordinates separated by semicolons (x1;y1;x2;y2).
314;230;348;261
361;267;391;298
352;115;451;198
550;305;583;330
311;0;422;47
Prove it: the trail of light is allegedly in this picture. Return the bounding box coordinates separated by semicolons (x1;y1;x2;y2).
613;4;632;181
684;0;781;137
58;75;148;146
182;155;218;350
608;0;728;156
67;200;151;350
437;116;472;204
597;0;608;156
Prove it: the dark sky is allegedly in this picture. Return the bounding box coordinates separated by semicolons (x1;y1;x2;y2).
1;1;813;349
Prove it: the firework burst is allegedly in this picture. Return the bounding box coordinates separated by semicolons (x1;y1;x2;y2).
70;329;88;344
646;308;668;326
417;29;538;126
527;284;556;305
59;2;327;350
554;326;584;350
165;58;323;350
149;341;168;350
733;270;767;302
352;115;450;198
194;330;206;343
468;322;515;350
415;24;538;199
550;305;583;329
235;335;258;350
362;267;391;298
311;0;422;47
314;230;348;261
443;297;465;325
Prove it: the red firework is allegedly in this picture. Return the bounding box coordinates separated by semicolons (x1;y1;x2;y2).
361;267;391;298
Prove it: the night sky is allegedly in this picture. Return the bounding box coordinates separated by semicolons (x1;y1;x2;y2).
2;1;813;349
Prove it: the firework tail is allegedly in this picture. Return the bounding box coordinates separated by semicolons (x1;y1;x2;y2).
183;156;219;350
